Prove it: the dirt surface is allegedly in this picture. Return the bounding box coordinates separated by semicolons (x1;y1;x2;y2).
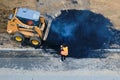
0;9;11;33
0;0;119;30
0;0;120;32
0;33;27;48
90;0;120;30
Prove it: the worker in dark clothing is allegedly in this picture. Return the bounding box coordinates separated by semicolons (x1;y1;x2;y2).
60;44;68;61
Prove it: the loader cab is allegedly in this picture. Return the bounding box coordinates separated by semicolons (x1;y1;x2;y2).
16;16;40;26
15;8;41;26
8;8;42;27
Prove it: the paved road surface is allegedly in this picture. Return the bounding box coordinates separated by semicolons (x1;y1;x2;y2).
0;52;119;80
0;68;120;80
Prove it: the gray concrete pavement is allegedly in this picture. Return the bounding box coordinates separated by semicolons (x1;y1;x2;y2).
0;54;119;80
0;68;120;80
0;51;119;80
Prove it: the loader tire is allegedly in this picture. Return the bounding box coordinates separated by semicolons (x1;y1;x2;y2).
13;32;25;42
30;37;41;47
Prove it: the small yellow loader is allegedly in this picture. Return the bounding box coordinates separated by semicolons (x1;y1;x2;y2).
7;8;48;47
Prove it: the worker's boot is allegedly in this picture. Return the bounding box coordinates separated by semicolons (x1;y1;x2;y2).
61;55;65;61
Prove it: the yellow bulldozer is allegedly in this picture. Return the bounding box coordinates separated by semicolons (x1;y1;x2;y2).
7;8;49;47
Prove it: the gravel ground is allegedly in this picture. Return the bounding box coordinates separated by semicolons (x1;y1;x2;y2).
0;33;33;48
0;52;119;71
0;53;120;80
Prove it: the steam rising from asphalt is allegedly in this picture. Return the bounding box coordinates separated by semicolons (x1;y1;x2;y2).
46;10;113;57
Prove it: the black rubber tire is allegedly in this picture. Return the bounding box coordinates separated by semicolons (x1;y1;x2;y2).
13;32;25;43
30;37;41;47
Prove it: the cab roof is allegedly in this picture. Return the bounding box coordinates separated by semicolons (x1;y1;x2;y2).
16;8;40;21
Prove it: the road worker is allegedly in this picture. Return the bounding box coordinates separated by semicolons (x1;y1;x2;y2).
60;44;68;61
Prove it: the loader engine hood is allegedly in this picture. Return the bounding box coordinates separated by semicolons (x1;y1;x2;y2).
16;8;40;21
